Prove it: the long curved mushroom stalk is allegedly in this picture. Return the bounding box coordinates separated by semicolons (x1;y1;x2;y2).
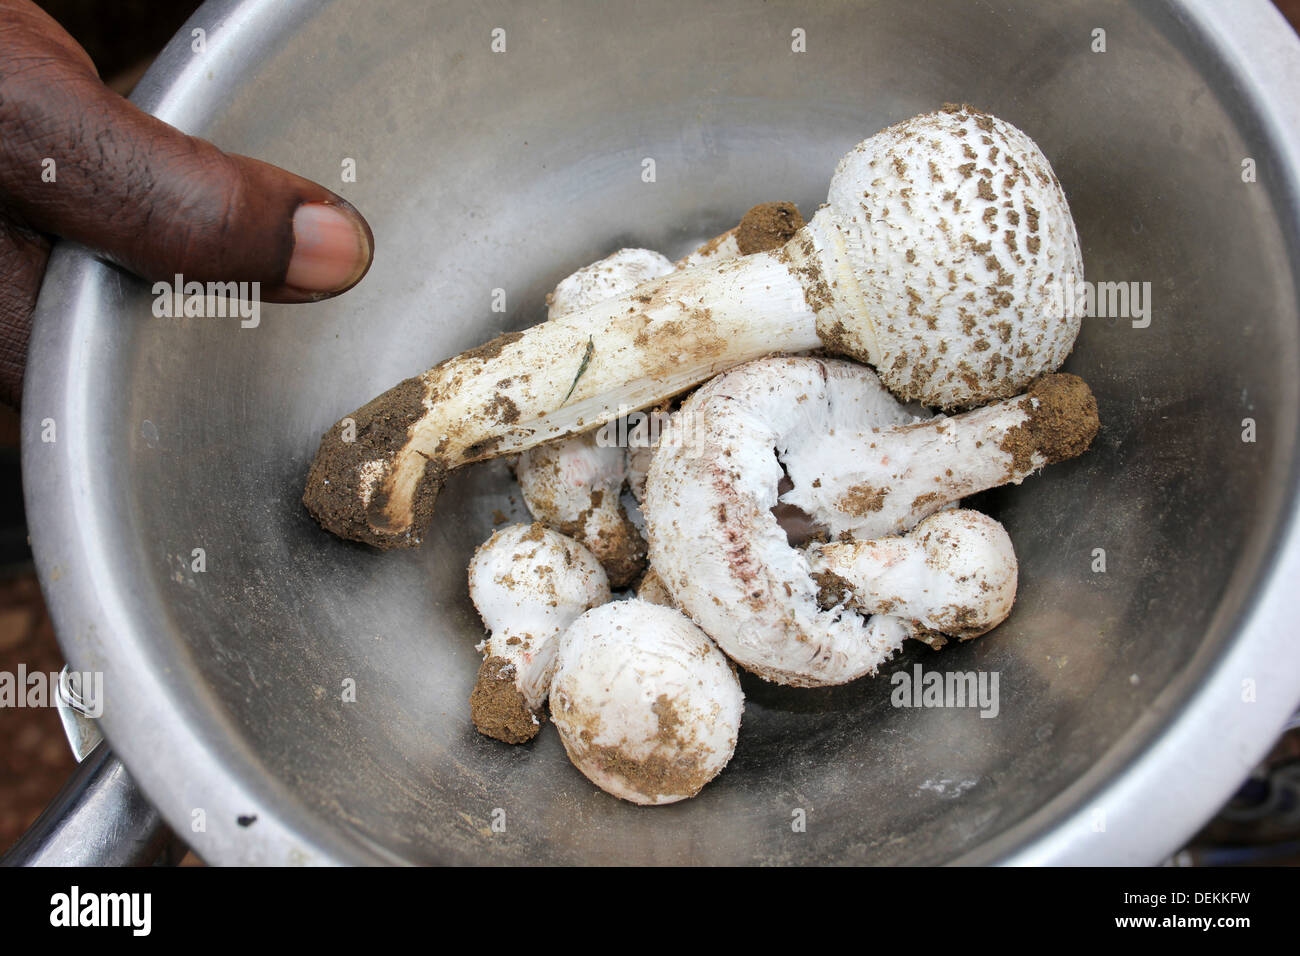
778;372;1099;540
549;599;744;805
304;104;1082;548
644;357;1097;686
467;523;610;744
809;510;1018;643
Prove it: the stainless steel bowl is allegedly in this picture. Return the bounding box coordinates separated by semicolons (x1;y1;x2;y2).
21;0;1300;864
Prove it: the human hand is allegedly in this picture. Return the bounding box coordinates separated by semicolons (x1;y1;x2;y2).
0;0;374;407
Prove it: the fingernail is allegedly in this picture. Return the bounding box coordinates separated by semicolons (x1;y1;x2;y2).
286;202;371;294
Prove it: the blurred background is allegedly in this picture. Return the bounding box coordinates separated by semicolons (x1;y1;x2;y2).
1;0;1298;865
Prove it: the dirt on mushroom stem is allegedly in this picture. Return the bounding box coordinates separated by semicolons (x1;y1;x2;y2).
735;201;805;255
998;372;1099;472
301;375;446;549
470;656;541;744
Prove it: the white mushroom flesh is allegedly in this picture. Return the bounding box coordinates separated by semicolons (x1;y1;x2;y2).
549;599;744;805
517;248;674;586
780;372;1099;540
646;358;1096;686
644;357;928;687
546;248;675;321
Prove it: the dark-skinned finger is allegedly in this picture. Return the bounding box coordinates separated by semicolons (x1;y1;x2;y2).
0;1;373;302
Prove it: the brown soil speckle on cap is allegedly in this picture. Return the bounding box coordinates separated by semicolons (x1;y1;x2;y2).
573;737;714;804
736;201;805;255
999;373;1099;473
302;375;445;549
470;656;540;744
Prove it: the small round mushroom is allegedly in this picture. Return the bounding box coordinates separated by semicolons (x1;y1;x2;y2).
467;522;610;743
304;105;1083;548
549;599;744;805
545;247;675;321
516;435;644;588
809;509;1018;641
645;357;1096;686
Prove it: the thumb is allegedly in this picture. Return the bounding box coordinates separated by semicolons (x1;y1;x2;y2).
0;7;373;302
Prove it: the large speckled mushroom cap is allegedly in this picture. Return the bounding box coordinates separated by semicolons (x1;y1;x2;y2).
813;103;1084;409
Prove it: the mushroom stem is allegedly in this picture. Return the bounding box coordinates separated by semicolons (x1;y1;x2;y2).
780;373;1099;540
305;247;822;548
809;510;1018;640
519;206;805;578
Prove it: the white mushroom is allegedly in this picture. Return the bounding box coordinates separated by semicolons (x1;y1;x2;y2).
517;249;674;586
548;599;744;805
545;248;675;321
304;105;1082;548
467;523;610;743
644;357;1096;686
778;371;1100;540
809;510;1018;643
521;205;805;572
626;202;805;502
516;435;644;588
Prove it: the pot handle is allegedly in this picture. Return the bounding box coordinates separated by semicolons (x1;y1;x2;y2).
1;666;172;866
1;741;171;866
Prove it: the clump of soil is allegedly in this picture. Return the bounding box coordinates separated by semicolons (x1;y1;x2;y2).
736;201;805;254
999;373;1099;472
301;375;445;549
470;656;540;744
